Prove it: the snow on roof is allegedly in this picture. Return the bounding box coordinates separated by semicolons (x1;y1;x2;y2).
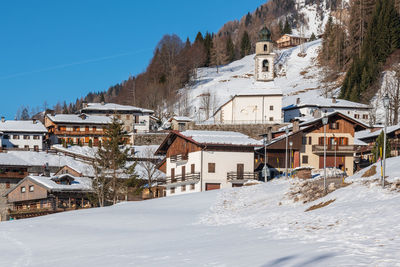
180;130;262;146
0;120;47;133
355;124;400;140
0;153;30;166
170;116;193;122
283;97;370;110
28;175;92;192
82;103;154;114
47;114;112;124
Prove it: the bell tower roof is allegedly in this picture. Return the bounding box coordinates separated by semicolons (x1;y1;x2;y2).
259;26;272;42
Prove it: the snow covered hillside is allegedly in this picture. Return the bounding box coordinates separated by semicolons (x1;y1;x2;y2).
183;39;336;122
1;157;400;266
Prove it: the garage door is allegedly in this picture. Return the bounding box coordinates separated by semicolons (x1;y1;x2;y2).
205;183;220;191
319;156;345;169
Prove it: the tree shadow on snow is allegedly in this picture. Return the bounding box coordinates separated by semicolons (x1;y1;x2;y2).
262;253;336;267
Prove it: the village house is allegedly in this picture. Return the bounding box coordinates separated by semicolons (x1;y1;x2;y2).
4;174;93;220
276;34;308;49
168;116;193;131
283;97;371;124
213;26;283;125
45;113;112;146
80;102;157;134
0;117;47;151
155;130;261;196
257;112;369;177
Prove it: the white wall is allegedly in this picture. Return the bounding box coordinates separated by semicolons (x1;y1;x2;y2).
1;133;44;150
165;150;255;196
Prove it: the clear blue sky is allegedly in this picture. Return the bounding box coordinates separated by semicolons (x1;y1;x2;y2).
0;0;266;119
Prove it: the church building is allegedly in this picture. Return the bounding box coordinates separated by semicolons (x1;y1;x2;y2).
213;26;283;125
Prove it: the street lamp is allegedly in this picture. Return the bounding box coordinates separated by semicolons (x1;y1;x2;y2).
383;94;390;188
289;141;293;178
285;127;289;178
322;113;329;193
263;135;268;182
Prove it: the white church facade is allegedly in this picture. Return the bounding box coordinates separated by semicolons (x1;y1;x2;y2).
213;26;283;125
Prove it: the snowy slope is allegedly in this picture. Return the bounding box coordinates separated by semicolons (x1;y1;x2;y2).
184;39;334;121
1;157;400;266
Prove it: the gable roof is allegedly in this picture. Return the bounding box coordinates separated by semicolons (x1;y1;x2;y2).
46;114;112;125
155;130;262;155
0;120;47;133
282;97;370;111
81;103;154;114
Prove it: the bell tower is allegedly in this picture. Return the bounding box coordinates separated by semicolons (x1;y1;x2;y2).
255;26;275;82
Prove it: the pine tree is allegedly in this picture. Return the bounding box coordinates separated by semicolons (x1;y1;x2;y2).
226;35;235;62
245;12;252;27
96;116;129;204
283;18;292;34
240;31;251;58
204;32;213;66
195;32;204;44
372;131;391;162
309;32;317;41
100;93;105;103
21;108;30;120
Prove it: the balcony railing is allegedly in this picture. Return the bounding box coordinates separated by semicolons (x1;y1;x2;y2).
312;145;355;154
54;130;104;136
164;172;200;184
170;154;188;163
227;172;258;181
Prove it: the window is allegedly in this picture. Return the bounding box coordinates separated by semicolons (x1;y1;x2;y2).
302;137;307;145
3;134;9;139
264;44;268;51
191;164;195;174
181;185;186;192
308;137;312;145
33;135;40;140
170;187;175;194
171;168;175;181
23;135;30;140
24;145;29;149
363;114;368;120
21;186;26;193
354;114;360;119
329;122;339;129
262;60;269;72
269;117;274;121
13;135;20;140
208;163;215;173
269;105;274;111
34;145;39;151
6;182;10;189
29;185;34;192
190;184;195;190
92;126;97;131
74;126;80;132
302;155;308;164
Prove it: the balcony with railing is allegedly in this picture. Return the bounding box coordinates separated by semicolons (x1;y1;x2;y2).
312;145;355;154
170;154;188;163
54;130;104;136
164;172;200;185
227;172;258;183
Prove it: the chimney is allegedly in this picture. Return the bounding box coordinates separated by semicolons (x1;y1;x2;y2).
332;97;337;104
313;109;321;118
296;97;300;105
82;101;88;108
32;119;37;124
1;117;4;123
101;101;105;106
292;119;300;132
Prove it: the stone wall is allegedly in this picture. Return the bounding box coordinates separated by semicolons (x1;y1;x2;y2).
132;133;168;146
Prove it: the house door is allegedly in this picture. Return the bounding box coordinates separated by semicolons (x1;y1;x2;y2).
206;183;220;191
237;164;244;179
171;168;175;182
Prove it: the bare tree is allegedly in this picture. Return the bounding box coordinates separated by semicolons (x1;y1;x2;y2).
384;64;400;125
137;147;162;199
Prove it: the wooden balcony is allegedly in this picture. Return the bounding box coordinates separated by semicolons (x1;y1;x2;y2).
170;154;188;163
227;172;258;182
312;145;355;154
0;172;28;179
54;130;104;136
164;172;200;184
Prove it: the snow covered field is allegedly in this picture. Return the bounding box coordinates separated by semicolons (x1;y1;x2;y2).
1;158;400;266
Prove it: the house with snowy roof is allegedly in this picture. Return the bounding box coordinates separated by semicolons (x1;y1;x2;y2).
276;34;309;49
283;97;371;124
45;113;113;146
168;116;193;131
0;117;47;151
4;174;93;220
155;130;262;196
257;112;369;177
80;102;157;134
213;27;283;125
